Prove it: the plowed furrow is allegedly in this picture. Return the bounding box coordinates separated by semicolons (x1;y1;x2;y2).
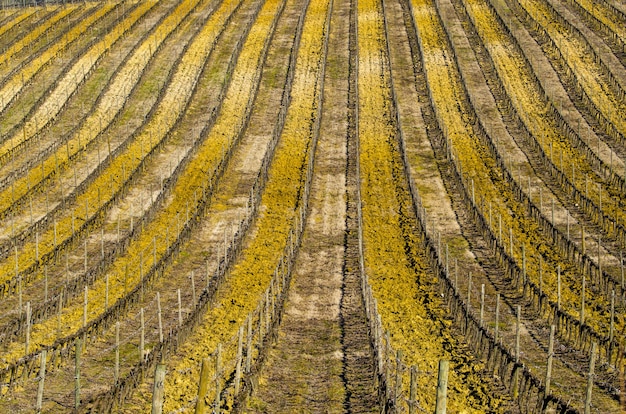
341;0;381;409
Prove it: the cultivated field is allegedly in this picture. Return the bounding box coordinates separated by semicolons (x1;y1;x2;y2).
0;0;624;412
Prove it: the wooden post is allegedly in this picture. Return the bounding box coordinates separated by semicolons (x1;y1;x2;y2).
409;366;417;414
17;275;22;316
521;245;526;286
265;290;270;334
157;292;163;342
177;289;182;327
269;278;277;321
57;291;63;336
515;305;521;362
36;350;47;412
258;304;264;342
609;291;615;361
480;284;485;326
25;302;31;356
539;257;543;295
115;322;120;383
581;275;586;325
195;358;211;414
190;271;196;305
545;325;555;396
75;338;81;409
140;308;145;362
17;252;22;314
467;272;472;309
124;264;128;295
437;232;441;261
454;259;458;288
151;364;166;414
83;287;88;328
597;236;602;281
557;266;561;310
384;331;391;391
245;316;252;373
495;294;500;342
434;360;449;414
619;252;625;295
395;350;403;406
215;344;222;414
140;254;144;301
584;342;597;414
581;225;585;255
65;253;70;285
234;326;244;395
